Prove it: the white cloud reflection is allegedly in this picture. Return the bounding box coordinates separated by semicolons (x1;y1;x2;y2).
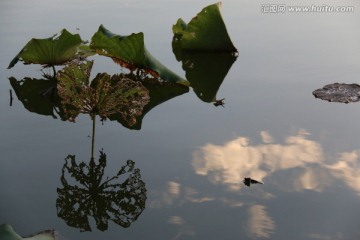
148;130;360;240
148;181;215;208
247;205;275;239
168;215;184;225
192;129;360;195
192;130;324;191
327;150;360;194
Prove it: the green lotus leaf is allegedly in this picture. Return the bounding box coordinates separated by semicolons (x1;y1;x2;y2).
90;25;188;86
0;224;56;240
57;60;150;125
172;18;187;36
8;29;93;69
172;2;237;52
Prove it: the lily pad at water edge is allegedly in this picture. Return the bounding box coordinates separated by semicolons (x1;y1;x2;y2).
313;83;360;103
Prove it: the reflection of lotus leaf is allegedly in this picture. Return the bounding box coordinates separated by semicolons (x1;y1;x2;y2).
57;60;150;125
9;77;67;119
9;64;188;130
172;41;237;102
56;151;147;232
313;83;360;103
108;73;189;129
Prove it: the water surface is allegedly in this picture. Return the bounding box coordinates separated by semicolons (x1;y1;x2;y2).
1;0;360;239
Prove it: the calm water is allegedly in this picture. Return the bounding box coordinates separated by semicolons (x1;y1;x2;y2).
1;0;360;239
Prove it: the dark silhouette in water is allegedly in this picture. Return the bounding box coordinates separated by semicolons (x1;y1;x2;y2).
243;178;263;187
213;98;225;107
56;150;147;232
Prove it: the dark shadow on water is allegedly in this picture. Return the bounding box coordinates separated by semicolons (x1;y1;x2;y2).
55;115;147;232
172;37;238;104
57;150;147;232
9;76;67;120
9;68;189;130
243;178;263;187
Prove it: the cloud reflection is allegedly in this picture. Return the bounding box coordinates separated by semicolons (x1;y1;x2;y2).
192;130;324;191
247;205;275;239
327;150;360;194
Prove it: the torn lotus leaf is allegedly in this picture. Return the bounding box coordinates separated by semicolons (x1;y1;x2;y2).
57;60;150;125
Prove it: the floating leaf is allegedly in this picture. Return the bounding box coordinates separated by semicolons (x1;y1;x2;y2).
57;151;147;231
313;83;360;103
90;25;188;86
173;40;237;102
0;224;56;240
172;2;237;52
57;60;150;125
8;29;92;69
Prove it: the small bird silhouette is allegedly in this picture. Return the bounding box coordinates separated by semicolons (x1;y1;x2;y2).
243;178;263;187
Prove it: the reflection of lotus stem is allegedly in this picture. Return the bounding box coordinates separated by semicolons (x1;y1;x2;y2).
51;65;56;77
9;89;13;106
91;116;96;160
136;68;141;78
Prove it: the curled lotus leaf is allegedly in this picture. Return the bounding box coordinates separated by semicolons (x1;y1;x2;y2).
90;25;188;86
8;29;93;69
57;60;150;125
313;83;360;103
172;2;237;52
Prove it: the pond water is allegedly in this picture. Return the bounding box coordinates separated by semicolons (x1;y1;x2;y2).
1;0;360;239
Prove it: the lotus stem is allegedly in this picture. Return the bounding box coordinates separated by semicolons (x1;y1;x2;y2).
52;65;56;77
9;89;13;106
136;68;141;79
91;116;96;160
